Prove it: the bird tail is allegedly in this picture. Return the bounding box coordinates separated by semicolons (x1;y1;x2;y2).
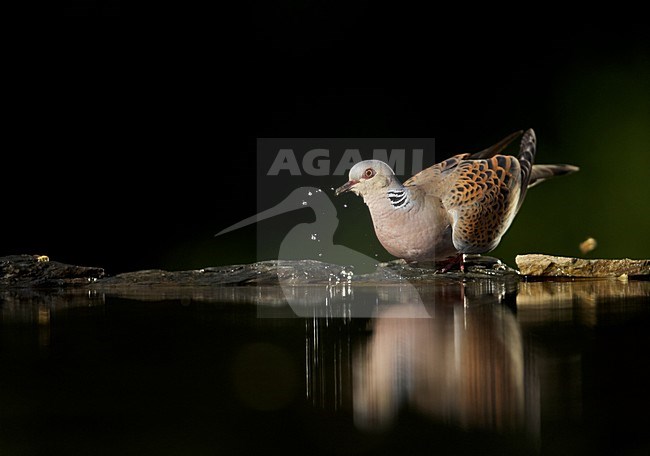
515;129;537;210
518;129;537;187
528;164;580;188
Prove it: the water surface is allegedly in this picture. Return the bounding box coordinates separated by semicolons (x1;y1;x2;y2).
1;278;649;455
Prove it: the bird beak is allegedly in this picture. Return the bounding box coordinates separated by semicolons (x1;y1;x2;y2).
335;179;359;196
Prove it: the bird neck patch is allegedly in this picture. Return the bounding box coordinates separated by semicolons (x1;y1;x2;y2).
387;189;410;209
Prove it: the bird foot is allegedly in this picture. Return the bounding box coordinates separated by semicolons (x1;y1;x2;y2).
437;254;508;274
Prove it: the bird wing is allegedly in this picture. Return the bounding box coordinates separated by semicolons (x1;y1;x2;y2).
468;130;523;159
404;130;535;254
440;155;523;253
404;153;523;253
403;130;524;196
403;153;471;195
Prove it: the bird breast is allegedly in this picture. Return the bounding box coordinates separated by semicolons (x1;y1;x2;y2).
364;191;455;261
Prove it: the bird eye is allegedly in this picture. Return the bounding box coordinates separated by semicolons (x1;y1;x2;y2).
363;168;375;179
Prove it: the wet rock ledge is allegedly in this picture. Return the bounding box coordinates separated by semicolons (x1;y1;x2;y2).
1;254;648;289
0;255;105;288
516;254;650;278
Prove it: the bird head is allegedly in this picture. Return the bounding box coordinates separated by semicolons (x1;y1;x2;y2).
335;160;396;197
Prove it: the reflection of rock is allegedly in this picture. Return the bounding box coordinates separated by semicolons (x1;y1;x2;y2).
516;254;650;277
353;298;530;434
517;280;650;307
516;280;650;327
73;257;518;318
0;290;105;349
0;290;105;323
88;259;519;318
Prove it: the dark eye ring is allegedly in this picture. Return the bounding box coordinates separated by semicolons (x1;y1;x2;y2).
363;168;375;179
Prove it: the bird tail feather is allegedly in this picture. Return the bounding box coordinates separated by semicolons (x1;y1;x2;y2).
528;164;580;188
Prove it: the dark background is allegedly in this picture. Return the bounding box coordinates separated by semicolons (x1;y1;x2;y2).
10;6;649;273
63;1;120;16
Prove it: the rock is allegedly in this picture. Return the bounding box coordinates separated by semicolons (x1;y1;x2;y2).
96;260;355;287
515;254;650;278
0;255;105;288
3;253;647;291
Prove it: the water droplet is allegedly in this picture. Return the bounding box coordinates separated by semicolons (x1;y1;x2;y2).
318;253;322;257
310;234;317;241
343;204;347;208
301;201;307;206
307;191;313;196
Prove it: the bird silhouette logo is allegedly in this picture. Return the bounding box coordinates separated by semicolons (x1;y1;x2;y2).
216;186;430;318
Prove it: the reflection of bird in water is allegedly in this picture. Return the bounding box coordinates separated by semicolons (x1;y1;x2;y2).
300;278;538;445
353;292;529;434
336;129;578;270
217;186;378;272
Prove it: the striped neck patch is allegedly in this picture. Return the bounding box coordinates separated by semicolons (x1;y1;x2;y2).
387;189;410;209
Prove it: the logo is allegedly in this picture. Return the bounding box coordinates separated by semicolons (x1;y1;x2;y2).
217;138;436;317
